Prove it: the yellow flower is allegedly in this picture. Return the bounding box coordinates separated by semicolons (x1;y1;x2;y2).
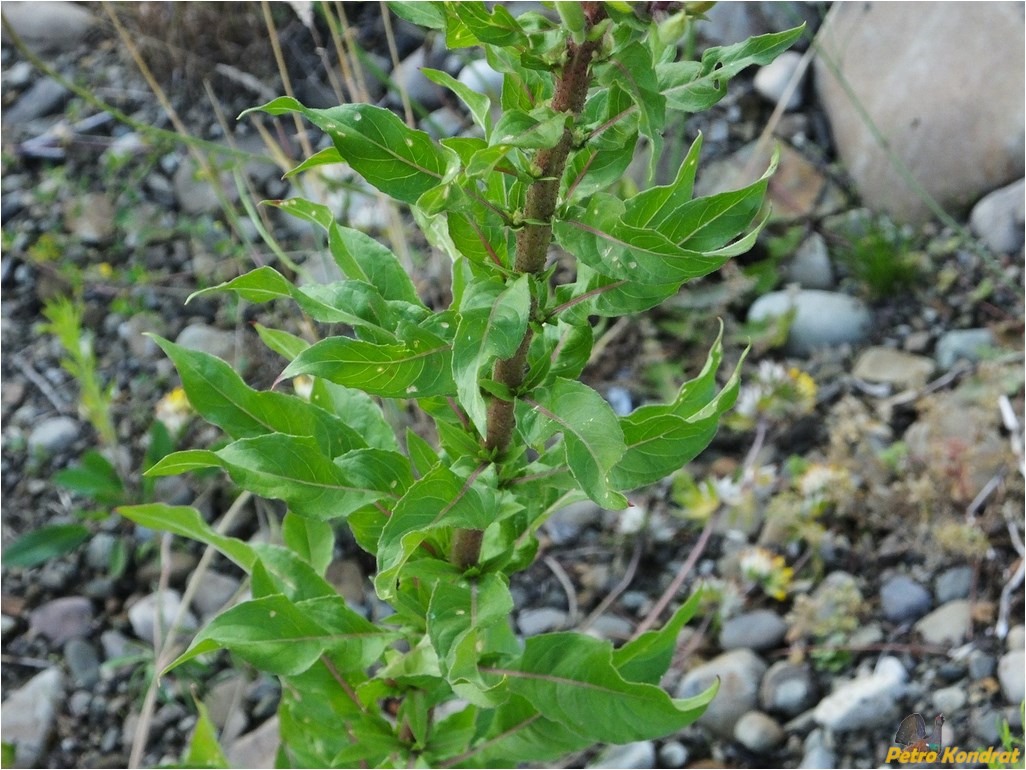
155;387;193;433
789;367;817;402
98;262;114;279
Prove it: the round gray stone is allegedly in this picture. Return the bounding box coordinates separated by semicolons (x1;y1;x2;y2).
852;347;935;389
934;328;996;370
879;575;932;623
914;600;972;645
64;637;100;688
813;656;906;731
785;233;834;289
932;684;967;715
970;178;1025;254
748;289;871;356
735;710;785;753
657;740;689;768
175;323;236;362
516;607;567;636
27;416;81;454
997;650;1025;704
934;566;973;603
29;596;93;645
754;51;805;110
677;649;767;738
760;660;818;716
0;1;95;56
1007;625;1025;652
457;58;504;100
588;740;655;769
719;610;788;651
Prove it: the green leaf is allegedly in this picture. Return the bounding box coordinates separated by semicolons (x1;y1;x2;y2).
375;464;494;599
610;327;744;490
444;2;527;48
405;427;439;477
169;593;390;677
596;40;665;176
118;504;257;569
423;67;492;132
254;323;308;361
491;107;566;150
242;98;454;204
308;381;399;453
281;332;455;399
182;699;230;769
660;27;805;112
282;513;334;575
622;133;703;230
1;524;90;568
491;632;717;744
53;450;124;505
520;378;628;509
458;694;591;766
153;336;366;458
452;275;531;435
387;0;445;29
327;223;424;306
427;573;513;704
612;589;703;684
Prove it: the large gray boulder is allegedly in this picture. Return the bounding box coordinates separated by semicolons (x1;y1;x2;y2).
814;3;1025;224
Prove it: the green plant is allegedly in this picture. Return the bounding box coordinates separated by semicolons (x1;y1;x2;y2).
120;4;802;766
986;703;1025;769
828;212;923;297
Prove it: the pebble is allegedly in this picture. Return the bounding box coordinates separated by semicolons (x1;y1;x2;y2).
934;328;995;370
3;77;70;123
174;323;237;363
967;651;996;681
390;47;443;111
852;347;935;389
63;192;115;244
588;740;655;769
799;728;836;769
64;637;101;688
192;569;243;620
719;609;787;651
969;178;1025;254
879;574;932;623
517;607;567;636
657;740;688;768
138;550;199;584
0;667;65;768
457;58;504;101
85;532;117;571
545;500;604;545
735;710;785;753
971;706;1004;745
0;1;95;56
813;655;906;731
606;385;633;417
934;566;973;603
997;650;1025;704
914;599;972;645
754;51;805;110
68;690;92;718
748;289;871;356
677;648;767;738
759;661;818;716
127;589;198;643
932;684;967;715
205;674;250;744
1008;625;1025;651
785;233;834;289
27;415;81;455
226;716;280;770
29;595;93;645
586;614;633;641
100;629;132;661
1;614;16;638
172;159;234;216
421;106;464;140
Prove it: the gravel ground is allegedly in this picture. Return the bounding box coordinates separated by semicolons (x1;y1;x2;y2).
1;4;1023;769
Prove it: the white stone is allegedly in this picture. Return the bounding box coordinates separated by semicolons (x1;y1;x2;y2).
0;2;95;56
457;58;504;100
0;667;65;768
814;3;1025;224
27;415;80;454
813;656;905;731
226;716;279;770
754;51;805;110
997;650;1025;704
748;289;871;356
970;178;1025;254
127;590;197;643
785;233;834;290
589;741;655;769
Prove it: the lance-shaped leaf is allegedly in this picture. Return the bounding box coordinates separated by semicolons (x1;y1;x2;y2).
622;133;704;230
611;328;744;490
117;503;257;571
280;331;455;399
387;1;445;30
611;589;703;685
452;275;530;435
423;67;492;132
190;267;395;335
242;98;454;204
251;543;337;601
152;336;366;458
168;593;391;677
491;106;566;150
375;464;494;599
444;1;526;48
427;573;514;705
282;513;334;575
565;85;639;202
554;267;682;323
659;27;805;113
267;198;424;307
454;694;592;767
148;439;409;521
596;40;665;177
487;632;718;745
520;378;628;510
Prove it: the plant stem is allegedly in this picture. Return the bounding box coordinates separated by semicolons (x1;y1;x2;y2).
451;3;607;569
